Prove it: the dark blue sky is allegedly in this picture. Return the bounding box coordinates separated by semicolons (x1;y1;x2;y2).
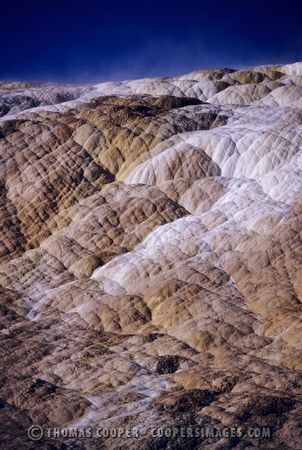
1;0;302;83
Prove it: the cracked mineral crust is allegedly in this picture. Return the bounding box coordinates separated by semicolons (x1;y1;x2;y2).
0;62;302;449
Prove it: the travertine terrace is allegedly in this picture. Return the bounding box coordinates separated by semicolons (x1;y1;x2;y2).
0;62;302;449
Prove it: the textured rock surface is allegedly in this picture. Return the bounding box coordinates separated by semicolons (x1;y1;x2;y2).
0;62;302;449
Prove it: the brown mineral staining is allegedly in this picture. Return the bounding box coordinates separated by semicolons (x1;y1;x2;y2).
154;388;217;412
0;62;302;449
155;355;180;374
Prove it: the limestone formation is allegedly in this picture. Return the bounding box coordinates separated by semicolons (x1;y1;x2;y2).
0;62;302;449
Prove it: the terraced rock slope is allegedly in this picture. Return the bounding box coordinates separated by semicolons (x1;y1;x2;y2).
0;62;302;449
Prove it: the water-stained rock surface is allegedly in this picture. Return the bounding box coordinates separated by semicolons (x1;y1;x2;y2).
0;62;302;449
